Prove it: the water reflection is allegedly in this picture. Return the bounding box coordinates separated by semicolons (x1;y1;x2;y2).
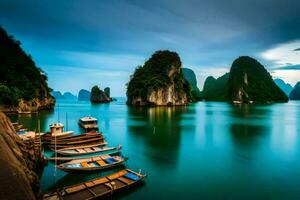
127;106;193;167
229;105;271;164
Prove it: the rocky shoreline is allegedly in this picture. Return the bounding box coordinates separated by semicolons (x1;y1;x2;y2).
0;112;45;200
0;97;55;114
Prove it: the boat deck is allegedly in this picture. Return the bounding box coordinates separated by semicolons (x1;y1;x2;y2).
43;169;145;200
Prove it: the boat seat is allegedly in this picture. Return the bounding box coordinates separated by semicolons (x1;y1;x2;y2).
77;149;86;153
96;159;107;166
85;181;95;187
101;155;110;159
107;170;127;180
81;162;89;168
65;184;86;194
124;172;140;181
84;148;93;153
104;157;117;164
92;177;109;185
118;177;134;185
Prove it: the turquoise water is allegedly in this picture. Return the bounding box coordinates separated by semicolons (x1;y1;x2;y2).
17;98;300;199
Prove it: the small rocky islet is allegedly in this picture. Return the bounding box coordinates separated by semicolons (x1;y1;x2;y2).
126;50;192;106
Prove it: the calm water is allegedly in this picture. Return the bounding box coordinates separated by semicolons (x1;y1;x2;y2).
15;98;300;199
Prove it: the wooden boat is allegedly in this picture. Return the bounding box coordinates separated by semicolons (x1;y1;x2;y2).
43;169;146;200
49;140;107;150
78;116;99;131
41;123;74;141
44;132;103;142
45;132;104;145
48;150;121;163
57;153;127;172
56;144;121;156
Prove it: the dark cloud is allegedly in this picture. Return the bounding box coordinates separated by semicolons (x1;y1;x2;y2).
294;48;300;51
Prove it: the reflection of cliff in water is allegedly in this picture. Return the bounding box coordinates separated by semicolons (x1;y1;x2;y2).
14;109;54;132
229;104;271;160
127;106;193;167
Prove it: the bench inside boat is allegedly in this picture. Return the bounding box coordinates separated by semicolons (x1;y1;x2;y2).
43;169;145;200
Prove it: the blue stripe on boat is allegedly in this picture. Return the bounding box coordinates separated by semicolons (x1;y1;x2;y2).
104;157;117;164
124;172;140;181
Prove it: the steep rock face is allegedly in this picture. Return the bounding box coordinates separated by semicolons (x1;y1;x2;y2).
274;79;293;96
182;68;201;99
0;26;54;112
289;82;300;100
104;87;110;98
51;91;64;99
200;73;229;101
228;56;288;103
0;112;41;200
78;89;91;101
127;50;191;106
90;86;111;103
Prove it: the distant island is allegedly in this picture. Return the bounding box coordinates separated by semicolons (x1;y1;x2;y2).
51;87;112;103
126;50;192;106
198;56;288;103
78;89;91;101
289;82;300;100
0;26;54;113
182;68;201;100
51;91;77;100
274;79;293;96
90;85;111;103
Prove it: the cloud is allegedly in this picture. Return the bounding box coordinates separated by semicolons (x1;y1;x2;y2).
271;70;300;86
273;64;300;70
261;40;300;66
294;48;300;51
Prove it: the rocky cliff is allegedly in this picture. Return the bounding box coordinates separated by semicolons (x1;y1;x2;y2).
228;56;288;103
200;73;229;101
274;79;293;96
0;26;54;113
182;68;201;100
127;50;191;106
90;86;111;103
289;82;300;100
0;112;42;200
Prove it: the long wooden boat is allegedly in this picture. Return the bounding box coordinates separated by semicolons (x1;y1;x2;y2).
49;140;107;150
57;153;127;172
43;169;146;200
43;132;103;144
48;150;121;163
56;144;120;156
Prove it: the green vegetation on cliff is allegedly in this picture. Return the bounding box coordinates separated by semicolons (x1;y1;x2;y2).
127;50;192;104
182;68;201;100
200;73;229;101
228;56;288;103
0;26;53;106
199;56;288;103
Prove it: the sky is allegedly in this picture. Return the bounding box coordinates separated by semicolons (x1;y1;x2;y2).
1;0;300;96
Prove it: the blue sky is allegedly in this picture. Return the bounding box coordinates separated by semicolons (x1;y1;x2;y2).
1;0;300;96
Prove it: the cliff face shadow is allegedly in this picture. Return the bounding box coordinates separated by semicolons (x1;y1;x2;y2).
126;106;194;167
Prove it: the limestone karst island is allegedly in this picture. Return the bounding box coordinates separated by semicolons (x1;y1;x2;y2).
1;1;300;200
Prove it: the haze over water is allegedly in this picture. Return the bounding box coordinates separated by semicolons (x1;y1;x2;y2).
17;98;300;199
